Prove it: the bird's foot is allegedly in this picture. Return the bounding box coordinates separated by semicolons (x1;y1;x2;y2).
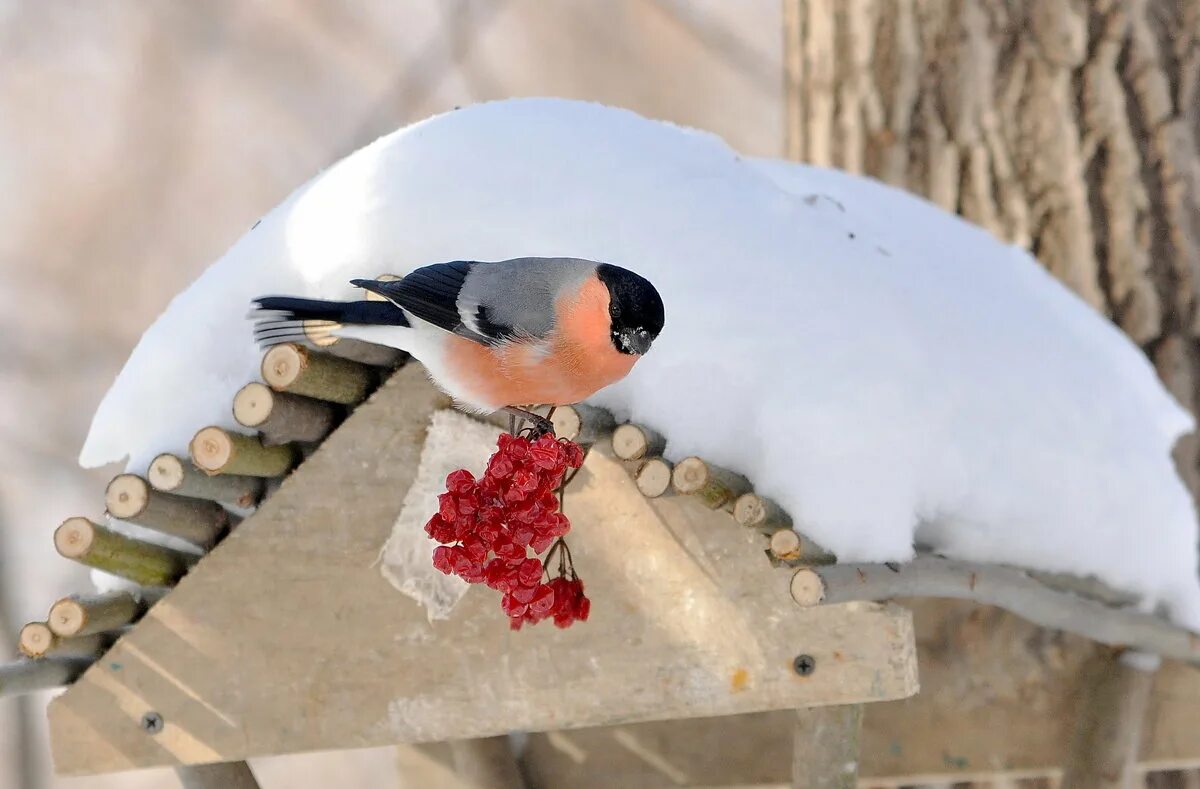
502;406;556;439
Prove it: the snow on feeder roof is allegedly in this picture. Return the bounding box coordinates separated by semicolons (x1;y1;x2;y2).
76;98;1200;628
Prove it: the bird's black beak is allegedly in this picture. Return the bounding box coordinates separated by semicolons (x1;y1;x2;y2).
619;327;654;355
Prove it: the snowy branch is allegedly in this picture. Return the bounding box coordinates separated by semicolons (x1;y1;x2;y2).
790;556;1200;664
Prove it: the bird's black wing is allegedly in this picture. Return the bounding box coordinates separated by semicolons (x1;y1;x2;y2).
353;260;516;345
352;261;474;335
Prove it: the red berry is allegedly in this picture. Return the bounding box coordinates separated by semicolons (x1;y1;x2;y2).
493;538;525;563
486;454;515;480
437;492;458;521
446;469;477;495
501;594;527;618
424;514;456;544
576;595;591;621
529;583;556;615
517;558;543;587
432;545;453;575
461;534;488;563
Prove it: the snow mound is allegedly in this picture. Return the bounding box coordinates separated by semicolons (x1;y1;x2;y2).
80;98;1200;627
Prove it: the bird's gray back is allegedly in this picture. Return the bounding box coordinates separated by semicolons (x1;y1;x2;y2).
460;257;598;341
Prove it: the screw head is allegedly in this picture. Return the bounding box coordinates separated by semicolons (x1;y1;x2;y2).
140;711;164;734
793;654;816;676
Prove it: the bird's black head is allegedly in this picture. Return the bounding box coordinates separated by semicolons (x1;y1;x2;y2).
596;263;665;356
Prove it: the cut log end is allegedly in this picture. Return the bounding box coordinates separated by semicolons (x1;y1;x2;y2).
671;457;750;509
551;404;615;444
191;427;294;477
148;452;263;508
104;474;150;519
734;492;793;531
634;458;673;498
769;528;803;561
302;320;341;347
54;517;98;559
148;453;186;491
611;423;666;461
790;568;827;607
261;343;372;404
18;622;55;658
191;427;234;473
49;591;140;637
54;517;193;587
233;382;276;428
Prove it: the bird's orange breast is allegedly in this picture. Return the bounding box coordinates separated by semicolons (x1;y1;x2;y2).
444;274;638;407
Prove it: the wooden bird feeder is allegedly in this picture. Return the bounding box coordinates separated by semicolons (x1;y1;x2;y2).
7;331;1200;788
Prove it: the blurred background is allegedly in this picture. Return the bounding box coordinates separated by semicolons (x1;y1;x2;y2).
0;2;779;787
3;1;1199;788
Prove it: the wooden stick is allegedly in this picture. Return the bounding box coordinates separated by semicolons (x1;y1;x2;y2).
792;704;863;788
1062;648;1157;789
551;404;615;444
48;591;143;637
611;423;667;461
790;557;1200;664
190;427;295;478
323;337;407;368
766;528;836;567
148;453;263;509
670;457;751;509
734;493;792;533
105;474;228;549
18;624;107;659
176;762;262;789
634;458;673;498
261;344;372;404
233;382;336;445
0;658;89;698
54;518;194;587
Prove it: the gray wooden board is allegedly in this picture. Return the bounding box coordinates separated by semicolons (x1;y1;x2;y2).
518;600;1200;786
48;364;917;775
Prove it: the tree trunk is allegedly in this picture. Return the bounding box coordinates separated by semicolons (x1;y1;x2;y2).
785;0;1200;491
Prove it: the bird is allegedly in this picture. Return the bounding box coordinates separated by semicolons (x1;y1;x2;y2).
251;256;665;433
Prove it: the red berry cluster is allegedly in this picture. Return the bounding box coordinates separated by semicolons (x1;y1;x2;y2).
427;432;591;629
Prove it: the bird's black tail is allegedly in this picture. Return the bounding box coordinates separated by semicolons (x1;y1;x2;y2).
251;296;409;348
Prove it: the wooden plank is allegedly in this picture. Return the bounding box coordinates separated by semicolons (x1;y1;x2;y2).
47;364;917;775
519;600;1200;787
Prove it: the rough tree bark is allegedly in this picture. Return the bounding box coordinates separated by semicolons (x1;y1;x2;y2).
785;1;1200;783
785;0;1200;492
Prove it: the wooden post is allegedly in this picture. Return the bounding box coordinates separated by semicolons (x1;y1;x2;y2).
261;343;372;404
190;427;295;478
233;382;337;445
48;591;143;637
792;704;863;788
0;659;89;697
671;457;750;509
1062;648;1157;789
449;737;526;789
105;474;228;548
54;517;193;587
175;762;261;789
148;453;263;509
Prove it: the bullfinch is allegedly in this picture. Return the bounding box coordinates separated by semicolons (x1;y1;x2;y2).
252;257;665;430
